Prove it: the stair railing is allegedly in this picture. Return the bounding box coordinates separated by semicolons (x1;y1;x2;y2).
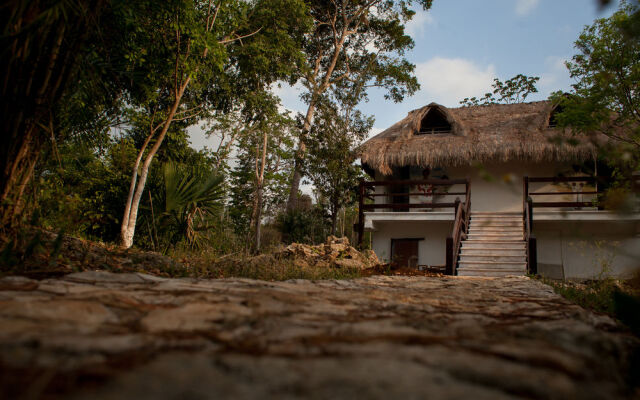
445;180;471;275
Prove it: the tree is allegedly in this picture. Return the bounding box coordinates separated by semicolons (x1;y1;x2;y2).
306;97;371;234
550;2;640;167
285;0;433;211
460;74;540;107
119;0;311;248
229;96;296;252
0;0;122;228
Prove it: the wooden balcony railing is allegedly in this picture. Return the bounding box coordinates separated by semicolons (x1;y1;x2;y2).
356;178;470;275
524;176;601;209
523;175;604;274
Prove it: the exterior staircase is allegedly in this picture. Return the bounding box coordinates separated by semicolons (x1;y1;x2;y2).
457;212;527;277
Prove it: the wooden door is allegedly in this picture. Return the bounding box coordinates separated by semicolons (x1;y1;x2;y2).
391;239;420;268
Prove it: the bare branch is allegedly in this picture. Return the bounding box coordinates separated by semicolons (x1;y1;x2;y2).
219;27;263;45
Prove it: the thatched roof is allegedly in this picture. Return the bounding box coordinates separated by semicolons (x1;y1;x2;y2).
360;101;598;175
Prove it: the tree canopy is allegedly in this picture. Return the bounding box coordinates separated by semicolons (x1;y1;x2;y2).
285;0;433;210
460;74;540;107
550;1;640;170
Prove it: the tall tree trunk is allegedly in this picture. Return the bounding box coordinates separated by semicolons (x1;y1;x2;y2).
253;130;268;253
119;79;189;248
254;184;263;252
286;99;316;211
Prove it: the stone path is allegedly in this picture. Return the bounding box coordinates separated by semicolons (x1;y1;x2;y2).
0;271;637;399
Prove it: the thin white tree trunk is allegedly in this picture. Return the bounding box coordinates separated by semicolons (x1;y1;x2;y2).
120;130;154;244
120;79;189;248
253;130;268;252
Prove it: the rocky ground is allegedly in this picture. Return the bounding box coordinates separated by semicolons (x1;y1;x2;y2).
0;271;638;399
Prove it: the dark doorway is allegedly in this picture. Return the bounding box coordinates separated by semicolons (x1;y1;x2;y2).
391;238;421;268
390;166;410;212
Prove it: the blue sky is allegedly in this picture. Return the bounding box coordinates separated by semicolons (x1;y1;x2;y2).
190;0;621;148
272;0;621;138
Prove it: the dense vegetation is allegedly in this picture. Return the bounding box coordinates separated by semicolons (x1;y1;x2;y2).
0;0;431;259
1;0;638;268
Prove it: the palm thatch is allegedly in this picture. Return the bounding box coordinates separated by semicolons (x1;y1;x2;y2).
360;101;598;175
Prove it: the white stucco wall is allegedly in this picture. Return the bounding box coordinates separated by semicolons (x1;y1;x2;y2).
535;220;640;279
446;161;575;211
374;161;586;212
371;220;452;266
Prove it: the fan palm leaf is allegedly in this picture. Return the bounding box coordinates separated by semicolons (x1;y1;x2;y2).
155;162;224;247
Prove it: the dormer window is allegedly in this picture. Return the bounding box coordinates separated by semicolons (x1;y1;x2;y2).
548;105;564;128
418;108;451;134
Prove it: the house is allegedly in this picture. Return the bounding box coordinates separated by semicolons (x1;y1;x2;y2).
357;101;640;278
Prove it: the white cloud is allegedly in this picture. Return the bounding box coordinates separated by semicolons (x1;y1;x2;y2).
515;0;540;16
413;57;495;107
406;10;436;38
538;55;570;95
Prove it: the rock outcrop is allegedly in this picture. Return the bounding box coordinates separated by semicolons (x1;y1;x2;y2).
0;272;638;399
273;236;379;269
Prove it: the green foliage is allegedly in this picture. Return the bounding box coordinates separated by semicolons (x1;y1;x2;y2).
543;277;619;314
460;74;540;106
540;274;640;337
301;0;433;103
152;162;225;249
549;2;640;171
305;97;371;233
33;139;136;241
277;198;330;245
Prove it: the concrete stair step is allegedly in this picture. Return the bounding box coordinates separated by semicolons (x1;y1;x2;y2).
461;248;525;256
457;269;526;277
472;211;522;214
459;261;527;269
470;220;523;225
470;225;523;228
471;215;522;219
469;220;523;224
467;234;523;240
467;231;523;235
468;228;523;233
459;255;526;262
462;241;525;248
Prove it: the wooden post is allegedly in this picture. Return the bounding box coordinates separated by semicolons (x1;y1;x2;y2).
527;197;534;232
529;235;537;275
465;180;470;205
523;176;529;214
357;179;365;249
454;197;461;214
445;236;453;275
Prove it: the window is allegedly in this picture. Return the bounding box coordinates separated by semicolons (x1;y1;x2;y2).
418;108;452;134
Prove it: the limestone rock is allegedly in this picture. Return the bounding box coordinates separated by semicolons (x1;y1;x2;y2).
0;272;636;400
271;236;378;270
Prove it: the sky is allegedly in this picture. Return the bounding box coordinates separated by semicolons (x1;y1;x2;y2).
189;0;622;165
271;0;621;139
